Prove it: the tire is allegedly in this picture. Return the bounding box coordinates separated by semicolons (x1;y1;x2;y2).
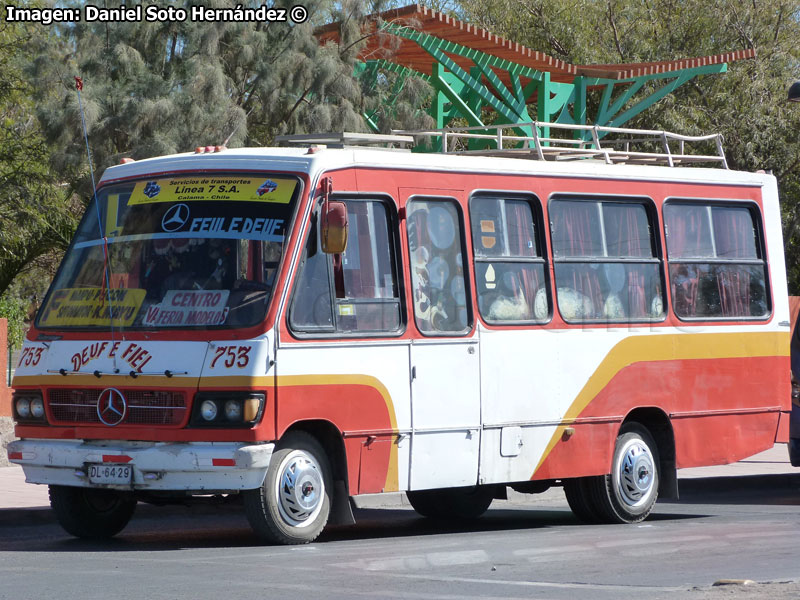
49;485;137;539
243;431;332;545
406;485;495;520
591;423;660;523
563;476;603;523
789;438;800;467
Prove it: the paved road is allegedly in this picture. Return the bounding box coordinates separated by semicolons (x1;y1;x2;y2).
2;478;800;600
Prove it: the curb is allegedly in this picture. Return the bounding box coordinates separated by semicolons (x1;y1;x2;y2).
675;473;800;497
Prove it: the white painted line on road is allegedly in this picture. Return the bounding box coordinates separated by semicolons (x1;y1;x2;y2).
596;534;712;548
333;549;489;571
513;544;594;557
726;530;798;540
384;572;686;593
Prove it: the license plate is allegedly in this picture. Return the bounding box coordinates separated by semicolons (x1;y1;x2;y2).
88;464;133;485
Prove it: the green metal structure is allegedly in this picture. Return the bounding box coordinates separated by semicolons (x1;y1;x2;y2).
346;12;748;152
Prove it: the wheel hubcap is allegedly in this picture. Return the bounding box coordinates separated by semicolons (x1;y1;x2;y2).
275;450;324;527
616;440;655;507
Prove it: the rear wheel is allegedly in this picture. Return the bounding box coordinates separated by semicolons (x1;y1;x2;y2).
564;423;660;524
243;432;332;545
49;485;137;539
406;485;495;520
596;423;660;523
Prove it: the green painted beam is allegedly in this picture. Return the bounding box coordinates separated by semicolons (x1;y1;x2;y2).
352;21;735;151
588;63;727;136
382;23;533;126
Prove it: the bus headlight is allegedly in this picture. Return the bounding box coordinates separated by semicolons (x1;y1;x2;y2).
200;400;218;421
190;392;265;428
13;392;46;423
30;397;45;419
15;398;30;418
224;400;242;421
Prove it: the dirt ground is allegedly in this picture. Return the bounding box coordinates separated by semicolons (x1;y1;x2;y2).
683;581;800;600
0;417;15;467
660;581;800;599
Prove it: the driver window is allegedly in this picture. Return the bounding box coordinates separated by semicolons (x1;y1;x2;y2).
289;218;335;331
289;198;402;335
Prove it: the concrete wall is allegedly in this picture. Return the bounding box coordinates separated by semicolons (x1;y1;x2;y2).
0;319;10;418
0;319;13;466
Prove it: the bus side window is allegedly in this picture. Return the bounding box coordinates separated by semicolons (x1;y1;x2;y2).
664;202;769;319
407;198;470;334
470;195;548;323
550;198;665;322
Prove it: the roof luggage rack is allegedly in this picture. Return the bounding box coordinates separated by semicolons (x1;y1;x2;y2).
394;122;728;168
275;132;414;149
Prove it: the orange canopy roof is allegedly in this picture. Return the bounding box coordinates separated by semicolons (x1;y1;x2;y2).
317;4;755;84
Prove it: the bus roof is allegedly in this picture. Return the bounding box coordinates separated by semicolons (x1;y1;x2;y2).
99;144;773;189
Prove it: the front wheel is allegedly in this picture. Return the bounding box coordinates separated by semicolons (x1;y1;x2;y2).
49;485;137;539
243;432;332;545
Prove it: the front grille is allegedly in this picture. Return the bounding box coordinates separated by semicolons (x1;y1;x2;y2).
48;389;187;426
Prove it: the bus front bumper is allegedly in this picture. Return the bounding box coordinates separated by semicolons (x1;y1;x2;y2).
6;439;274;492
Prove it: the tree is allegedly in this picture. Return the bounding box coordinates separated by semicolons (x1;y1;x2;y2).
456;0;800;291
29;0;431;198
0;7;79;303
0;0;431;313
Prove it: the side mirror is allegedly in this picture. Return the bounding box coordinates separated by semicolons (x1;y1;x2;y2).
321;200;348;254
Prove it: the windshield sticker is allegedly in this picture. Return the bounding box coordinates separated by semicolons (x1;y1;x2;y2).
129;177;296;205
186;216;284;236
39;288;145;327
142;290;230;327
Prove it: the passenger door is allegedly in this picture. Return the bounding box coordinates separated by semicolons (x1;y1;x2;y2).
404;195;482;490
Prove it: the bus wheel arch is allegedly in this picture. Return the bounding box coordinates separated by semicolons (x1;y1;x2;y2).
600;421;661;522
243;421;352;545
622;408;677;501
282;420;355;526
564;409;675;524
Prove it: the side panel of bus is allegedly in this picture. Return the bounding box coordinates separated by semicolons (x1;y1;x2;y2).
274;164;789;496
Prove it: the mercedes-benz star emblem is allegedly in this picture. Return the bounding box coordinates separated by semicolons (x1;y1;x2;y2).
161;203;190;232
97;388;127;427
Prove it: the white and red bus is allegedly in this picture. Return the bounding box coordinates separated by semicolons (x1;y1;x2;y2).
8;127;790;544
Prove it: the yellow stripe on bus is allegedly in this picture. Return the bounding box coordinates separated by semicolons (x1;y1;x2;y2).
12;375;198;388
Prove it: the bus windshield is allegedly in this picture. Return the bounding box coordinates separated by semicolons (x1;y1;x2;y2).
37;174;299;331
